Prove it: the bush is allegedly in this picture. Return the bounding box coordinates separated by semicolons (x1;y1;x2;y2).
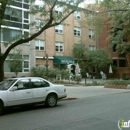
60;69;70;80
106;80;130;85
30;67;46;78
75;75;82;84
31;67;70;81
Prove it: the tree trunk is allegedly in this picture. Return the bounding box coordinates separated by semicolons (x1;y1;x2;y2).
0;63;4;82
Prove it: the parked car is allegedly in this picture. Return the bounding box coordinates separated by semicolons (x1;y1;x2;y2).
0;77;67;115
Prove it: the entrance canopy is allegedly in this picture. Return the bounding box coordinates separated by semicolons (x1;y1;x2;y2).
53;56;75;64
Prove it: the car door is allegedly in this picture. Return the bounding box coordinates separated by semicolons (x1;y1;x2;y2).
31;78;50;103
7;79;33;106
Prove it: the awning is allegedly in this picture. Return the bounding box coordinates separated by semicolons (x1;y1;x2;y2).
53;56;75;64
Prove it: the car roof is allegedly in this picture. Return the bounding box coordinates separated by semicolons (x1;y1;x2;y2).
6;77;45;80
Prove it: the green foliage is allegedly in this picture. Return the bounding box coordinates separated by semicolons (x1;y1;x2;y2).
87;80;105;86
8;49;23;77
74;75;82;84
48;68;59;79
87;49;111;69
73;41;88;59
60;69;70;79
116;42;130;54
30;66;46;78
100;0;130;52
0;0;85;81
80;4;106;39
31;66;69;80
106;80;130;85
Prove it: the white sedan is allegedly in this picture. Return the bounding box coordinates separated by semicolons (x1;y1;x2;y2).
0;77;67;115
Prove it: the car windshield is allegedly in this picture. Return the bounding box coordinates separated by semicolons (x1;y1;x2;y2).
0;79;17;90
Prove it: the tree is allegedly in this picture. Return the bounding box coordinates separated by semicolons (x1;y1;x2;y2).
79;4;106;40
99;0;130;67
72;41;88;76
72;41;87;59
81;0;130;69
86;49;111;70
100;0;130;44
0;0;85;81
8;49;23;77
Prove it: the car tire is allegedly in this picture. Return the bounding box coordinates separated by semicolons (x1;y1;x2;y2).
0;102;4;116
45;94;57;107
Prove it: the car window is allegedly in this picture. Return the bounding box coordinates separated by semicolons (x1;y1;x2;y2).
13;79;30;90
0;79;17;90
31;79;50;88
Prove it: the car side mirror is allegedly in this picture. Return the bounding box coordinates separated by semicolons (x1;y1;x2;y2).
11;86;18;91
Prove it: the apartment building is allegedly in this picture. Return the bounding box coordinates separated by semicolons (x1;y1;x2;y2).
35;8;97;70
2;1;97;77
99;21;130;79
2;0;35;77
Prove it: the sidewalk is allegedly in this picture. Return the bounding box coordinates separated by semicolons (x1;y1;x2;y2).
66;78;107;85
65;85;130;99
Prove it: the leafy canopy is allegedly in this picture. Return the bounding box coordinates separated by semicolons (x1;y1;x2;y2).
100;0;130;53
87;49;111;68
72;41;88;59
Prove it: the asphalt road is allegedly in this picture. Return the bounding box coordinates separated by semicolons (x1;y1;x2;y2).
0;86;130;130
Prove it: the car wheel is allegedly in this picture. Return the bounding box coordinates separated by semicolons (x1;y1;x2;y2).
45;94;57;107
0;102;4;115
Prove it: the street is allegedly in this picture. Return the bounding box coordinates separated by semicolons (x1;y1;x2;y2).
0;86;130;130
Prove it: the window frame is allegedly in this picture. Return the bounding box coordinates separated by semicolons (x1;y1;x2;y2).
55;42;64;52
74;11;81;20
89;45;96;51
89;29;94;39
55;5;63;15
30;79;50;88
35;40;45;51
55;24;63;34
74;27;81;37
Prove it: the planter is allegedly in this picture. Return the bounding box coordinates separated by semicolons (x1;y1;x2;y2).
104;84;127;89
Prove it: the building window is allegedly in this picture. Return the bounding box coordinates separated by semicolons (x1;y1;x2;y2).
4;7;22;22
89;29;94;38
1;28;22;42
23;55;30;72
89;45;95;51
35;40;45;51
74;27;81;37
119;59;126;67
74;11;81;20
113;44;117;52
55;5;63;15
23;10;29;24
4;54;30;72
35;19;44;30
55;42;63;52
55;24;63;34
113;59;117;67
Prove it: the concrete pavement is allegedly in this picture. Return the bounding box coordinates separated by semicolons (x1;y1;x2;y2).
65;86;130;99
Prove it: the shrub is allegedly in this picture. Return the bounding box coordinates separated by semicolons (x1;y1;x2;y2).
60;69;70;80
30;67;46;78
31;67;69;81
106;80;130;85
75;75;82;84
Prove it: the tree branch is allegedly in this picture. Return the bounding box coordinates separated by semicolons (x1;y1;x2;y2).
1;0;76;64
50;10;75;27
